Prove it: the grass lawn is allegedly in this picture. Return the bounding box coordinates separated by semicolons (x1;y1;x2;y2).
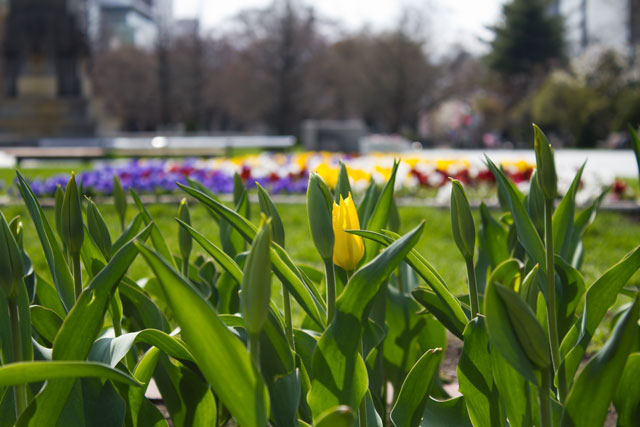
2;166;639;349
3;200;639;296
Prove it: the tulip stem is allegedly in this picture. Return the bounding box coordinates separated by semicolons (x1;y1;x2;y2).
465;257;480;318
359;398;367;427
324;258;336;324
181;257;189;277
544;199;561;377
9;298;26;416
283;286;294;348
248;332;261;375
539;368;553;427
72;251;82;300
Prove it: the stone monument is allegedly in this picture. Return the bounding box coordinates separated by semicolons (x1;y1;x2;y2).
0;0;96;142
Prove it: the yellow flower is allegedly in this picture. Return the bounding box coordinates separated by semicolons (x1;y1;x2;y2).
316;163;339;189
332;193;364;271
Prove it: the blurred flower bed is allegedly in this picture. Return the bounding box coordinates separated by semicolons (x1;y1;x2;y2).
21;151;621;203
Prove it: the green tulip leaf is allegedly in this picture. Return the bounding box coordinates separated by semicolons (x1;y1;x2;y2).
363;160;399;263
257;183;286;248
88;329;193;367
130;189;177;270
613;352;640;427
559;244;640;389
179;181;326;327
177;218;243;284
422;396;473;427
30;305;63;345
16;170;75;312
350;228;468;339
0;361;140;387
484;259;539;385
308;222;423;419
314;405;354;427
17;225;152;426
552;162;585;260
135;240;269;427
485;157;547;296
561;298;639;427
457;317;504;427
391;348;443;427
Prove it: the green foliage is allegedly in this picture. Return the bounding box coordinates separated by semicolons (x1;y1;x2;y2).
530;78;609;147
306;173;334;260
61;174;84;254
487;0;564;77
0;128;638;425
450;180;475;260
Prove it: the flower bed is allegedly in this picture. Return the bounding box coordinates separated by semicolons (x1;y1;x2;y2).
22;151;619;202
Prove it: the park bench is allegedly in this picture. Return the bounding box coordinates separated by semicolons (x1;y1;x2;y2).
0;135;296;165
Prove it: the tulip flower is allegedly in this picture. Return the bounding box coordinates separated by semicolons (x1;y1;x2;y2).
332;193;364;271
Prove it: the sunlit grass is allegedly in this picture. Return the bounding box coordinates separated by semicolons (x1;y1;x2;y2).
4;201;639;296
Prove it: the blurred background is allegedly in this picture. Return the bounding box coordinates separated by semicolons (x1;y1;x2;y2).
0;0;638;150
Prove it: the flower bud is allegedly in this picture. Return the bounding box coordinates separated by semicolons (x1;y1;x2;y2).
307;173;334;260
335;161;352;202
86;197;112;260
0;212;24;298
113;174;127;230
61;173;84;254
54;184;65;241
451;179;475;260
177;198;192;263
332;193;364;271
527;170;545;235
533;124;557;201
256;183;285;247
8;216;23;250
233;172;250;219
242;215;272;335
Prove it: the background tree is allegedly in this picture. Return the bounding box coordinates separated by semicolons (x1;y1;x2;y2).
233;0;325;134
93;47;159;131
487;0;565;93
169;28;206;131
315;9;434;135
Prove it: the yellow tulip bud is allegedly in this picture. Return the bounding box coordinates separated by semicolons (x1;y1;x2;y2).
332;193;364;271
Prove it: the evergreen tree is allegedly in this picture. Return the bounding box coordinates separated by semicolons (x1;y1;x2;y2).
488;0;565;77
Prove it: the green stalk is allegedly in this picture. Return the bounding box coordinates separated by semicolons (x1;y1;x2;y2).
358;341;367;427
181;257;189;277
397;265;405;294
72;251;83;300
248;333;261;375
282;287;294;348
109;300;123;337
538;368;553;427
324;258;336;324
9;298;26;416
359;397;367;427
544;199;561;375
465;257;480;317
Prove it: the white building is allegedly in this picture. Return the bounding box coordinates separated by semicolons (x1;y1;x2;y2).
88;0;173;50
556;0;639;57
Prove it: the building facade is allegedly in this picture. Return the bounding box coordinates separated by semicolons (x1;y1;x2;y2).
88;0;172;50
557;0;639;57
